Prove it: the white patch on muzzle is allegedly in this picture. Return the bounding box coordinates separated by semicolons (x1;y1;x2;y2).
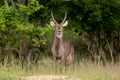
56;32;62;38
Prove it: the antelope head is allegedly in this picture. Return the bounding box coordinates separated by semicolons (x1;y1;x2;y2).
50;11;68;38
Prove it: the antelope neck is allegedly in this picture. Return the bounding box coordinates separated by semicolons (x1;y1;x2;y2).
54;33;63;45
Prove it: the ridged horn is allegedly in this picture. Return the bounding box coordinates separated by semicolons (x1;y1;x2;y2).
60;12;67;25
51;10;58;24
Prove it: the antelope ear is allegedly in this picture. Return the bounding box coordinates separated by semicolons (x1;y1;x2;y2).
50;21;56;26
62;21;68;27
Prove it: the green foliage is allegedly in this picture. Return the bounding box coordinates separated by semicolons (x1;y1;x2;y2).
0;0;47;62
38;0;120;62
0;0;120;63
18;0;44;16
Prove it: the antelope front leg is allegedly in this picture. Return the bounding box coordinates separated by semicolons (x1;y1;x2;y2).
61;57;66;73
53;57;57;74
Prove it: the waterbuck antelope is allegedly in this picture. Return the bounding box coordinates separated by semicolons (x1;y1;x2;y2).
50;11;74;73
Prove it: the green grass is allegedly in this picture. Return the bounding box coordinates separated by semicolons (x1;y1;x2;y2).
0;58;120;80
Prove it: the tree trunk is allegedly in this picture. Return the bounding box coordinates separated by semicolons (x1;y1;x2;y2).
114;32;120;62
19;0;26;5
106;32;114;65
97;30;106;65
87;32;100;65
4;0;9;7
11;0;16;9
117;32;120;61
19;39;29;64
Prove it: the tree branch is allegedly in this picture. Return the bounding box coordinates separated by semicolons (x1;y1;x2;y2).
11;0;16;9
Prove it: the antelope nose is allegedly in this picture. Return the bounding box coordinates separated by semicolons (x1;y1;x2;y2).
58;30;61;33
58;30;61;32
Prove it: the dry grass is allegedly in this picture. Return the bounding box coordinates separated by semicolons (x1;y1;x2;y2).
0;58;120;80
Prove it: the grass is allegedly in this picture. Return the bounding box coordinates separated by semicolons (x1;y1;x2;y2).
0;58;120;80
74;61;120;80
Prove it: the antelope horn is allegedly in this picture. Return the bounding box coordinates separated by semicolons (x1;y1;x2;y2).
60;12;67;25
51;10;58;24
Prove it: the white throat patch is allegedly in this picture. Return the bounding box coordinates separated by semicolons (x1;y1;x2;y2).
56;34;62;38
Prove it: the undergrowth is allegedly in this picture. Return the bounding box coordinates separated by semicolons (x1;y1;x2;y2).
0;58;120;80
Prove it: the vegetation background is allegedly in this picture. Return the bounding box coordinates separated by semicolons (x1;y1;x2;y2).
0;0;120;80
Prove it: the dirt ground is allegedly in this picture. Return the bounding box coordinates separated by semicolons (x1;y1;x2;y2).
23;75;80;80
